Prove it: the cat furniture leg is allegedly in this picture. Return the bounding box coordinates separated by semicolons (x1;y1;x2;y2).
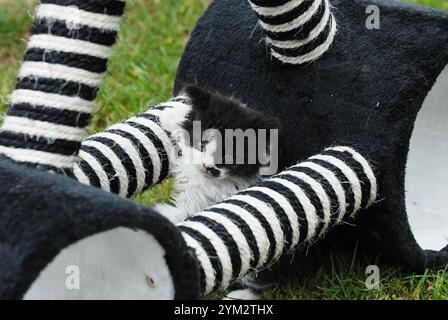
0;0;127;173
176;146;378;296
73;98;191;197
247;0;337;65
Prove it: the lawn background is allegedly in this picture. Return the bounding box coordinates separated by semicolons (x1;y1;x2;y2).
0;0;447;299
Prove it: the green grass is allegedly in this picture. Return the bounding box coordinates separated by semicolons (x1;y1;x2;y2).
1;0;447;300
263;246;448;300
407;0;448;9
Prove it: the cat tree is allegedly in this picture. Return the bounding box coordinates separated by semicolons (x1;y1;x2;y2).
0;0;446;299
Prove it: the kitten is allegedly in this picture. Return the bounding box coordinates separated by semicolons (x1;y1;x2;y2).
154;85;279;224
154;86;281;300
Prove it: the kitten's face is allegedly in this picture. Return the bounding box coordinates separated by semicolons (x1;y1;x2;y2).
180;128;262;180
196;133;229;179
174;134;225;180
179;86;279;180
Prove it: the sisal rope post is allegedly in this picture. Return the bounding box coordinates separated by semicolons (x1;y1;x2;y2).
248;0;337;65
177;146;377;296
0;0;127;174
73;97;191;198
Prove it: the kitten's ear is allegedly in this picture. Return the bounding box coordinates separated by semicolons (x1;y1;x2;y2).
183;85;211;112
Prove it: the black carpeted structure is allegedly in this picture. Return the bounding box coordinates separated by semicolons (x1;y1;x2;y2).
174;0;448;271
0;0;447;299
0;157;201;299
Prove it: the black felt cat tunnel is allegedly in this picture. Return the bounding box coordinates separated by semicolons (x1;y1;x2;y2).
174;0;448;269
0;0;446;300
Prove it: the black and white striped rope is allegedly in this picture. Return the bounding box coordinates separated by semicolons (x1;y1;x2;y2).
248;0;337;65
177;146;377;296
73;97;191;198
0;0;126;174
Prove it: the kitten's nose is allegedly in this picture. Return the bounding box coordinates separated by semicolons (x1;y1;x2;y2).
203;164;220;177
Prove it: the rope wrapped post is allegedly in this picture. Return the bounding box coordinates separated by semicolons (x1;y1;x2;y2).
73;97;191;197
248;0;337;65
0;0;126;174
177;146;377;296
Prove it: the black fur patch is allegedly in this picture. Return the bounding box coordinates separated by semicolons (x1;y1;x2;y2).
181;85;280;178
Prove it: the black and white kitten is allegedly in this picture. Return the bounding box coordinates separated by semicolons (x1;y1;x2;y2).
155;86;282;300
155;87;320;300
155;86;279;224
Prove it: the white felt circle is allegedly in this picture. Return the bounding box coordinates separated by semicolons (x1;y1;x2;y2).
406;65;448;251
24;227;175;300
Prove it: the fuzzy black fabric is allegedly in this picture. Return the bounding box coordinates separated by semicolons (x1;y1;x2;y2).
174;0;448;271
0;157;201;300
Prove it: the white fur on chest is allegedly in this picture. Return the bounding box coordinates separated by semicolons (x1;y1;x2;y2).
172;164;244;216
154;145;258;223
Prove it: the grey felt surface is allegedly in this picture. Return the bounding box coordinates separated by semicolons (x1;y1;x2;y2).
406;65;448;251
